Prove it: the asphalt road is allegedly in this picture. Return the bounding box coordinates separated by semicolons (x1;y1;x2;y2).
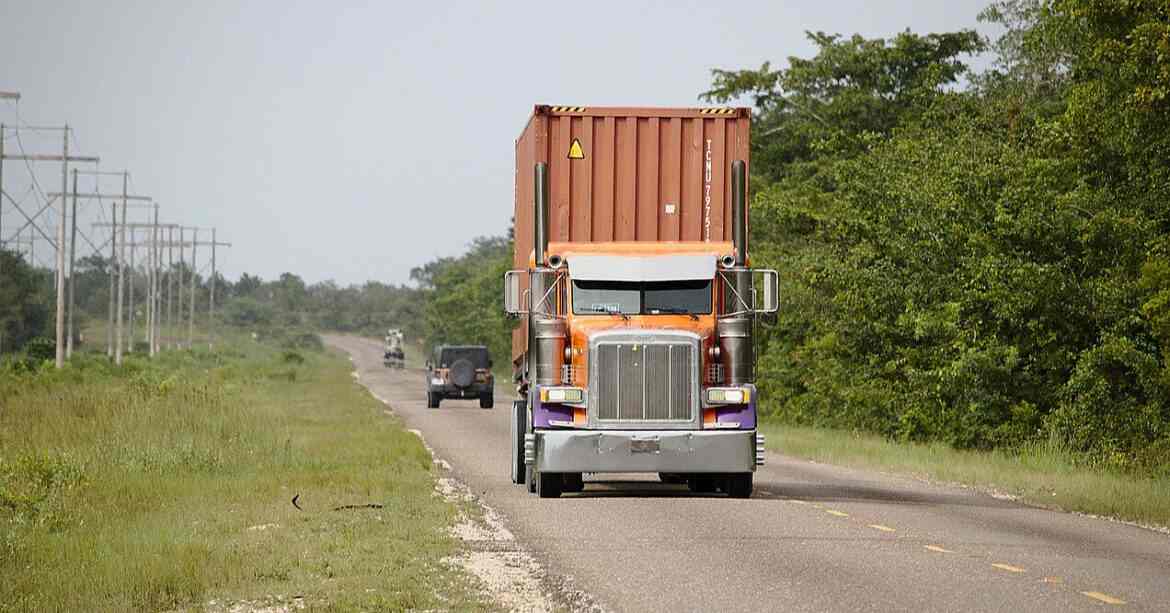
327;335;1170;612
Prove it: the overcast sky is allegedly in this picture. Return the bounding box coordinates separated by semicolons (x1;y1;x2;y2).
1;0;997;286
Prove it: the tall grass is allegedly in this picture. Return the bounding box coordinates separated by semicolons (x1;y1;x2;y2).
0;340;486;612
761;422;1170;529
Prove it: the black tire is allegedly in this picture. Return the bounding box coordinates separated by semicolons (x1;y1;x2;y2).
480;394;494;409
526;466;536;494
511;400;526;485
537;471;563;498
562;472;584;493
687;475;718;494
726;473;753;499
426;392;440;409
658;473;687;485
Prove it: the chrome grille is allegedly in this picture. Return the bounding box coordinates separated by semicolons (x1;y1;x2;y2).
594;340;694;422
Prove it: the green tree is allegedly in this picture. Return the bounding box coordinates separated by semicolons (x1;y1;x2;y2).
0;249;53;354
704;2;1170;467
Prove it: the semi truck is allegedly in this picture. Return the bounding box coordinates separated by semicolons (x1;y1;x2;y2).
504;106;777;498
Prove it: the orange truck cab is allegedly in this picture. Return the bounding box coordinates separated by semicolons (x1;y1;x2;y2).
504;106;777;498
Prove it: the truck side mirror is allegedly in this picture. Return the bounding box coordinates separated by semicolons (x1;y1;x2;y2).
754;269;779;314
503;270;528;316
488;358;493;368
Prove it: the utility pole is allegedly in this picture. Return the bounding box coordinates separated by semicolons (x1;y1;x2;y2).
53;126;68;368
151;204;160;355
206;229;231;350
189;227;197;348
210;228;216;350
128;227;136;352
66;169;78;358
178;226;185;349
167;226;174;350
107;198;117;356
115;173;127;364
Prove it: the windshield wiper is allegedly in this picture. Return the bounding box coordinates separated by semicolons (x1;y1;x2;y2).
585;306;630;320
648;306;699;320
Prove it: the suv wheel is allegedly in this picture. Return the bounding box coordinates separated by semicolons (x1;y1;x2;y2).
480;394;494;409
426;392;440;409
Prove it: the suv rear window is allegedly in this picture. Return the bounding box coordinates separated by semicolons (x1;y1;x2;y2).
438;347;490;369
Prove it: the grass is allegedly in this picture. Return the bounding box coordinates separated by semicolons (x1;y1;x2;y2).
0;337;490;612
760;422;1170;529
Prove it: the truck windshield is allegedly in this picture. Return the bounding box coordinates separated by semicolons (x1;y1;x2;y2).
572;280;712;315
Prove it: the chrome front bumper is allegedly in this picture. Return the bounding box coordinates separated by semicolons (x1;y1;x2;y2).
526;429;764;473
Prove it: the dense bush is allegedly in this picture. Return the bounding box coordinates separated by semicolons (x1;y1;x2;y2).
703;0;1170;470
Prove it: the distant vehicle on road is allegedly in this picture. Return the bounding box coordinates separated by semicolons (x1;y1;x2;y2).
425;345;494;409
383;328;405;369
504;105;777;498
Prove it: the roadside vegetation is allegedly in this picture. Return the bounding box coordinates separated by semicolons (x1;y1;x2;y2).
0;337;487;612
762;423;1170;528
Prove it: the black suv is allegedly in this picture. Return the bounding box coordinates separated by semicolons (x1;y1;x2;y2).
425;345;494;409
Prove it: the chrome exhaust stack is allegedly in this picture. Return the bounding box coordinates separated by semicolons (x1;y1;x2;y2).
720;160;754;385
530;162;563;385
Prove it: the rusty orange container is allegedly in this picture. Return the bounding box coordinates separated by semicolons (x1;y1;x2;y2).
511;105;751;363
514;105;750;268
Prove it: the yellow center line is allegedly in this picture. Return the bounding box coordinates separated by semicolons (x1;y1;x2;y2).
992;563;1027;573
1081;591;1126;605
868;524;896;532
786;499;809;505
825;509;850;517
924;545;954;553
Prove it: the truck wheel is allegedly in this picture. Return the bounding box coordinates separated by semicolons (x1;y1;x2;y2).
562;472;584;493
480;394;494;409
526;466;536;494
510;401;526;484
426;392;440;409
726;473;753;498
537;471;562;498
687;475;717;494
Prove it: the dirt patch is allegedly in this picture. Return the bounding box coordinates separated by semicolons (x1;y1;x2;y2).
410;428;557;612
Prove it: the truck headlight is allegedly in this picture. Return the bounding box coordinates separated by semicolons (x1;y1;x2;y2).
541;387;584;403
706;387;750;405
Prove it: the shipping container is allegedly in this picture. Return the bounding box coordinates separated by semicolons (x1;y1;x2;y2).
513;105;751;269
511;105;751;363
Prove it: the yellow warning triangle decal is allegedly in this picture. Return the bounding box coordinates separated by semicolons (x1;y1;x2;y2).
567;138;585;160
